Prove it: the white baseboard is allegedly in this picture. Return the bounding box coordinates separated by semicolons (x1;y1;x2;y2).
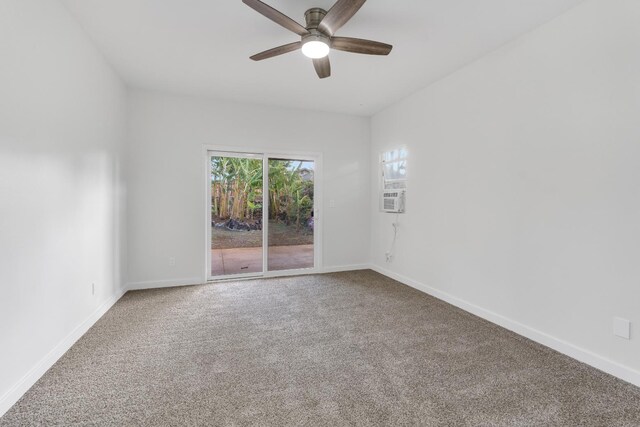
370;264;640;388
0;289;126;417
126;277;203;291
322;263;370;274
126;268;370;290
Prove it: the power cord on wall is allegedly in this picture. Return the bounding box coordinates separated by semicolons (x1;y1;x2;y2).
385;213;400;263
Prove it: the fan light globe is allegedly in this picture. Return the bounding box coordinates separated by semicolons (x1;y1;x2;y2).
302;40;330;59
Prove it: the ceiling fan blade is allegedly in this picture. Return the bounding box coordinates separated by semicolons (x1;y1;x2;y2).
313;57;331;79
250;42;302;61
331;37;392;55
243;0;309;36
318;0;367;36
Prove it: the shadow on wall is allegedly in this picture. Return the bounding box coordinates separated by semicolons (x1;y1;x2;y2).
0;146;126;404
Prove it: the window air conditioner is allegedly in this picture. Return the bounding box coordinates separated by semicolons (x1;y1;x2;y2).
381;189;405;213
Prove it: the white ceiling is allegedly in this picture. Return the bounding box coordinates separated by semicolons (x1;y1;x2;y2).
61;0;583;116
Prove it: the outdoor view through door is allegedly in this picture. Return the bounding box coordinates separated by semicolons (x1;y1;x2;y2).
268;159;315;272
211;155;264;276
210;153;315;278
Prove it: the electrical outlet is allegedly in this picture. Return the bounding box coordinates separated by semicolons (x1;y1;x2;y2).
169;257;176;266
613;317;631;340
385;252;393;263
91;283;95;295
329;199;336;208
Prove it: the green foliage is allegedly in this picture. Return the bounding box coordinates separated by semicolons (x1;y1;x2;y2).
211;157;314;230
211;157;263;220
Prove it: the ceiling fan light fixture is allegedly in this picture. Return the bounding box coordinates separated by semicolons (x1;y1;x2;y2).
301;39;330;59
244;0;393;78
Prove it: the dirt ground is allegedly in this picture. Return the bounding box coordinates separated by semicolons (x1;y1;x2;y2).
212;220;313;249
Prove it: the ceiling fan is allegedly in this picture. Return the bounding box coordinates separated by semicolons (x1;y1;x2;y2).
242;0;392;79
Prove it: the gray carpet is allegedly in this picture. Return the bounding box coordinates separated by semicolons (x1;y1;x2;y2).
2;270;640;426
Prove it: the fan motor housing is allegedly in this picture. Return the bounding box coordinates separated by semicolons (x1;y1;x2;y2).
302;29;330;47
304;8;327;31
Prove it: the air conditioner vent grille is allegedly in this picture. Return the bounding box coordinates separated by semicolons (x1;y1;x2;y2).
380;189;405;213
383;198;395;210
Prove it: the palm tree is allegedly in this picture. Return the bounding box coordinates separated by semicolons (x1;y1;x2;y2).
211;157;263;221
211;156;313;228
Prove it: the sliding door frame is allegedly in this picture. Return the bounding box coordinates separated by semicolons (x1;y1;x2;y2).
206;150;265;281
203;145;322;282
263;154;322;278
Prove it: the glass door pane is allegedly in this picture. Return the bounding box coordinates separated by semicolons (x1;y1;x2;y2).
210;154;263;277
267;158;315;272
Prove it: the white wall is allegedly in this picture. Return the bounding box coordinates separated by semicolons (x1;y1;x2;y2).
0;0;127;414
371;0;640;384
126;90;370;287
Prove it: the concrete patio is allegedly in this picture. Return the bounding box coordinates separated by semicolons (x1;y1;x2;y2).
211;244;314;276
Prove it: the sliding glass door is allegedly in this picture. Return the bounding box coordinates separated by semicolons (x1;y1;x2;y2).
267;158;315;272
209;153;264;278
207;151;319;280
